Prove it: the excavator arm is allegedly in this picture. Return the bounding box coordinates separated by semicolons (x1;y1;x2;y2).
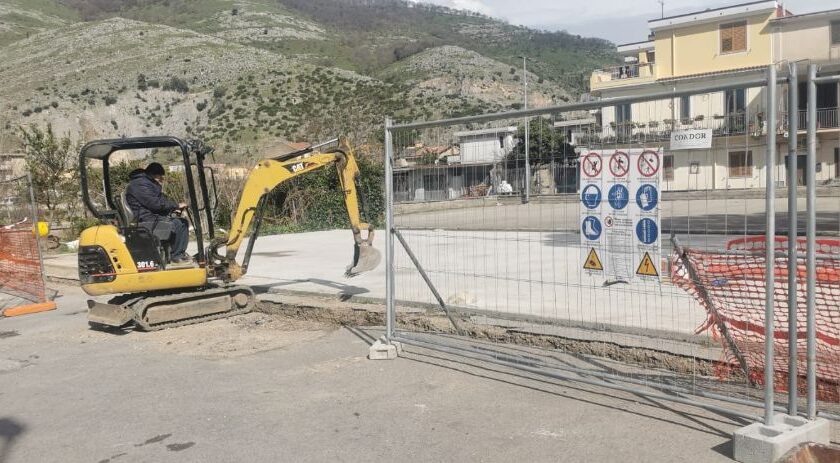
208;137;380;282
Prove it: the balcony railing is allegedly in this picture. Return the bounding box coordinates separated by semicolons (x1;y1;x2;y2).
591;62;656;86
575;113;767;145
782;108;840;132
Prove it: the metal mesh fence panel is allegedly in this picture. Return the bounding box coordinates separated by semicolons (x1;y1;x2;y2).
386;74;840;420
0;175;54;315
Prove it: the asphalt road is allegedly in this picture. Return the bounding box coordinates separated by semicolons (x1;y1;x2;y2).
0;284;776;463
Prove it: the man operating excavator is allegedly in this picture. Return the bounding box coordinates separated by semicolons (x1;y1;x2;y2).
125;162;192;264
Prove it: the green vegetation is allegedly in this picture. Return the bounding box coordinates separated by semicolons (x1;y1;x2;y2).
1;0;615;232
18;124;82;222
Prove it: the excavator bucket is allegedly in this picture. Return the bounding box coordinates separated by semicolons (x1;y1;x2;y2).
345;242;381;278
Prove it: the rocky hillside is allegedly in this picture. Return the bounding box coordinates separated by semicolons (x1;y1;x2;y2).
0;0;615;161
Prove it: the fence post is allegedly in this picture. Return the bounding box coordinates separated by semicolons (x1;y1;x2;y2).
523;56;530;203
26;171;49;297
384;118;396;342
786;62;798;417
764;64;777;426
805;64;817;420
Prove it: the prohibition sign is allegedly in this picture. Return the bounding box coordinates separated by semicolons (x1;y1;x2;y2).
582;152;602;178
609;151;630;177
637;150;660;177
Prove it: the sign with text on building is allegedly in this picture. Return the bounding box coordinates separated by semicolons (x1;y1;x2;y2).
579;149;662;282
670;129;713;150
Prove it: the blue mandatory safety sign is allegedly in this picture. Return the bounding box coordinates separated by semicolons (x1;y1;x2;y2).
580;184;602;210
636;218;659;245
608;184;629;210
582;216;602;241
636;184;659;211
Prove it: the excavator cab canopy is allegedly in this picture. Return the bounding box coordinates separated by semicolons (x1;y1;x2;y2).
79;136;218;263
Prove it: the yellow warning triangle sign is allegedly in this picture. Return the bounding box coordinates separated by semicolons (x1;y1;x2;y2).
584;248;604;271
636;252;659;277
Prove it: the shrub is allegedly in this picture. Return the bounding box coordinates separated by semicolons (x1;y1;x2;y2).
162;77;189;93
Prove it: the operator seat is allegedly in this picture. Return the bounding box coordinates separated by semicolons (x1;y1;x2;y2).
118;191;173;243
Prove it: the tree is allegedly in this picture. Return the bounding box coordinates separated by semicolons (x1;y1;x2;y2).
508;118;577;166
18;124;80;221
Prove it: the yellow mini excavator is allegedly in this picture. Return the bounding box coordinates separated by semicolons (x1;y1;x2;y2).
78;136;380;330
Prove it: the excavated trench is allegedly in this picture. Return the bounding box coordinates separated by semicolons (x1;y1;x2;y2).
256;298;739;381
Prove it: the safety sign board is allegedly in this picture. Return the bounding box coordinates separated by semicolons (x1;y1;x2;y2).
581;152;603;178
609;151;630;177
608;184;629;210
636;252;659;277
580;148;662;282
636;184;658;211
582;216;602;241
635;218;658;245
584;248;604;271
637;150;660;177
581;184;602;210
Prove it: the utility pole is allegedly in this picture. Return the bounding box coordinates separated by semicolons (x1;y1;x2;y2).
522;55;530;202
658;0;664;18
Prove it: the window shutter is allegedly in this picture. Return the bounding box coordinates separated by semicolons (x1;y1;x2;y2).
832;21;840;45
732;22;747;51
721;24;733;52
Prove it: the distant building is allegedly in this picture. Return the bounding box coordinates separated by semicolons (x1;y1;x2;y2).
0;152;25;181
587;0;840;191
452;127;517;164
393;127;520;202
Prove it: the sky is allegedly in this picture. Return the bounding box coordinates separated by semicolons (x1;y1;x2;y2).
414;0;839;44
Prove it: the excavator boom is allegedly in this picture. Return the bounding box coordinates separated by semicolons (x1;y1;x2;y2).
209;137;380;282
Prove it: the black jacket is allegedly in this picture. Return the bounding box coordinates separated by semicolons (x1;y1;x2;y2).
125;169;178;223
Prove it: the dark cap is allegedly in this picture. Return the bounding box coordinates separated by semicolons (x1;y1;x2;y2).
145;162;165;177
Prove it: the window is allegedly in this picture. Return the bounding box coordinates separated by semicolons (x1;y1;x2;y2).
725;88;746;113
832;20;840;45
615;103;632;124
720;21;747;53
664;155;675;181
729;151;753;178
615;103;632;140
680;96;691;122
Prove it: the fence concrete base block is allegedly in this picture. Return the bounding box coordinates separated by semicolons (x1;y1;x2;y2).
732;415;830;463
368;340;400;360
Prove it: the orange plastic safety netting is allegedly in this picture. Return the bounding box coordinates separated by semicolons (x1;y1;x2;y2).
0;227;47;305
670;236;840;403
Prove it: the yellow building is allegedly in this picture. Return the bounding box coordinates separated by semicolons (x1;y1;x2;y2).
587;0;840;191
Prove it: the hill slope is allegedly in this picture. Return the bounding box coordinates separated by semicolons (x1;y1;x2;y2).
0;0;615;159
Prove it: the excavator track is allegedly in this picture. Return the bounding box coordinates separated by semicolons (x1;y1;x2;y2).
88;285;254;332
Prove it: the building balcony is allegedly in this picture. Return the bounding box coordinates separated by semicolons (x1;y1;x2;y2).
781;108;840;134
574;113;768;146
590;62;657;91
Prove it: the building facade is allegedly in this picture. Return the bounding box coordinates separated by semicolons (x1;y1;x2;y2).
588;1;840;191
